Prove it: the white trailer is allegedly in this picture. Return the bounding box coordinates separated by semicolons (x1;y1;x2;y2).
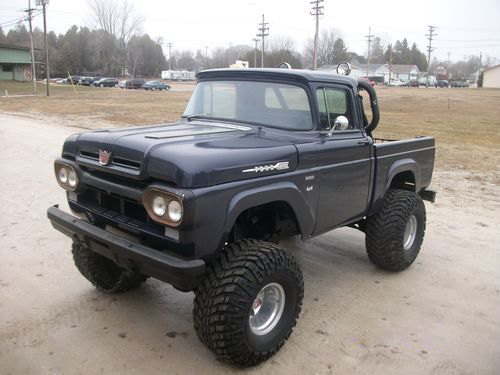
161;70;196;81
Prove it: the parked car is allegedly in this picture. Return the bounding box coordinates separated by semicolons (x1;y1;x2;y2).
450;81;469;88
67;75;81;84
143;80;171;91
125;78;146;89
388;78;404;86
403;80;419;87
80;76;102;86
48;67;436;367
118;80;127;89
93;78;119;87
435;80;449;88
359;77;375;87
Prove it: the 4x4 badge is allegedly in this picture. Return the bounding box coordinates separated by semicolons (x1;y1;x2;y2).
99;150;112;165
242;161;289;173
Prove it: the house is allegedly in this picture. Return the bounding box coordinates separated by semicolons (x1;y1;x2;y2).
482;64;500;88
390;64;420;81
318;63;421;83
0;44;32;81
434;63;448;80
356;64;392;83
318;63;392;83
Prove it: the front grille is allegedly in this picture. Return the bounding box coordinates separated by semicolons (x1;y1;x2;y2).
79;150;142;170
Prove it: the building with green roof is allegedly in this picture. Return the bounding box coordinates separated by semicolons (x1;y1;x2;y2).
0;44;32;81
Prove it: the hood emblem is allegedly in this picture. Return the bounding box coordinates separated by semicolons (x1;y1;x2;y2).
99;150;112;166
242;161;289;173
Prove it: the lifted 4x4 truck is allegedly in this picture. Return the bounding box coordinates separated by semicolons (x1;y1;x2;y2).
47;66;436;366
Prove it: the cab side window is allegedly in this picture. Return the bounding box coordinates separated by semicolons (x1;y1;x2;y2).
316;88;353;131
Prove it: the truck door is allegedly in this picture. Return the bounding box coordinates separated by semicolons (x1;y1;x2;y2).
314;85;372;234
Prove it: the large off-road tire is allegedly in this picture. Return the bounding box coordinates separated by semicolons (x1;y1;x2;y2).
193;239;304;366
365;189;426;271
72;241;148;293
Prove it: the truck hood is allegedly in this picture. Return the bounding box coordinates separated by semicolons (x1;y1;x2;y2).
64;120;299;188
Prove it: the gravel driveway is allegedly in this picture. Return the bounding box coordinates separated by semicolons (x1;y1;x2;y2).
1;114;499;374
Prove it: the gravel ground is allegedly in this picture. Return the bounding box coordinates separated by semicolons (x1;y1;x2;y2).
0;113;499;374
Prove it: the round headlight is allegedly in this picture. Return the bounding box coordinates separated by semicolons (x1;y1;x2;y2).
152;196;167;216
68;169;78;187
167;200;183;223
58;167;68;184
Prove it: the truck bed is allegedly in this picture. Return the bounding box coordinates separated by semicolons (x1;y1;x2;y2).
370;136;435;214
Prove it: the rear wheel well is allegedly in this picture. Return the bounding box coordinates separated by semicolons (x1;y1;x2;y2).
389;170;416;191
230;201;300;242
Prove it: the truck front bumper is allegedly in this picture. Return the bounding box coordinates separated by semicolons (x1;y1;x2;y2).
47;205;206;291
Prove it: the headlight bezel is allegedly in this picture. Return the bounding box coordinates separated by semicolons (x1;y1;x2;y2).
54;161;79;191
143;188;184;227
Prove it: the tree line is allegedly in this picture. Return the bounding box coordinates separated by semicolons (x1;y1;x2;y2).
0;0;493;79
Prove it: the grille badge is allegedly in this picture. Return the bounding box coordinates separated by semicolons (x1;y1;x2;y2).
99;150;112;166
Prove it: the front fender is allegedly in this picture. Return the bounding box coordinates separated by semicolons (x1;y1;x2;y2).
224;181;315;239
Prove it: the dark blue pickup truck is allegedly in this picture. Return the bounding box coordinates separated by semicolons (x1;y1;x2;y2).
47;66;435;366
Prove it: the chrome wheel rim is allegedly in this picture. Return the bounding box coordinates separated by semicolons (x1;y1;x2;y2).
404;215;418;250
249;282;285;336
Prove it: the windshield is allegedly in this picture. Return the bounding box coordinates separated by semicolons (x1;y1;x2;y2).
183;80;313;130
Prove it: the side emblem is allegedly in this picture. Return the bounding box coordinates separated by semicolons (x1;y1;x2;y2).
242;161;289;173
99;150;112;166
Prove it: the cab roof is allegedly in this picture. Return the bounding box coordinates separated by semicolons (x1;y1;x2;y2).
197;68;359;87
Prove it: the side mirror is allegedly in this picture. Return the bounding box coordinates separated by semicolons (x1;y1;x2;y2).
333;115;349;131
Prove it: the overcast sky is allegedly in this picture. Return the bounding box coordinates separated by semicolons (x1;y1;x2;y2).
1;0;500;63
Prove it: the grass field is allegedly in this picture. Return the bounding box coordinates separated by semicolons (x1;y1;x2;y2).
1;80;499;178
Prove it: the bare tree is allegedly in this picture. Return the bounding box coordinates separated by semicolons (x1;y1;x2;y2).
268;35;295;53
88;0;143;74
304;29;347;68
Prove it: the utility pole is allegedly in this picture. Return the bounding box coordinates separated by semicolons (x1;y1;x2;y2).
447;51;451;80
388;43;393;84
256;14;269;68
204;45;208;68
25;0;36;93
252;38;259;68
310;0;324;70
425;25;437;87
41;0;50;96
365;26;374;64
166;42;173;70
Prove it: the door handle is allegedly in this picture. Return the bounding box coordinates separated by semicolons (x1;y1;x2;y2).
357;139;371;145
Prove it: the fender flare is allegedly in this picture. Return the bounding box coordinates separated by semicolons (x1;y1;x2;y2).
385;158;420;192
223;181;315;238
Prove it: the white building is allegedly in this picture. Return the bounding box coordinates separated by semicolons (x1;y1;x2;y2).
391;64;420;82
482;65;500;88
230;60;249;69
318;63;421;83
161;70;196;81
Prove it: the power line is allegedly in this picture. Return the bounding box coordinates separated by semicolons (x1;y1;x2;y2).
436;39;500;43
310;0;324;70
425;25;437;87
256;14;269;68
365;26;374;64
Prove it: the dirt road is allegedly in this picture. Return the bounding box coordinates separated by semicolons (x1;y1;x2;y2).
1;114;499;374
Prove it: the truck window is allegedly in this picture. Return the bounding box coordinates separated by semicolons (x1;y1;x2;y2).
184;81;313;130
316;88;352;131
265;86;311;111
